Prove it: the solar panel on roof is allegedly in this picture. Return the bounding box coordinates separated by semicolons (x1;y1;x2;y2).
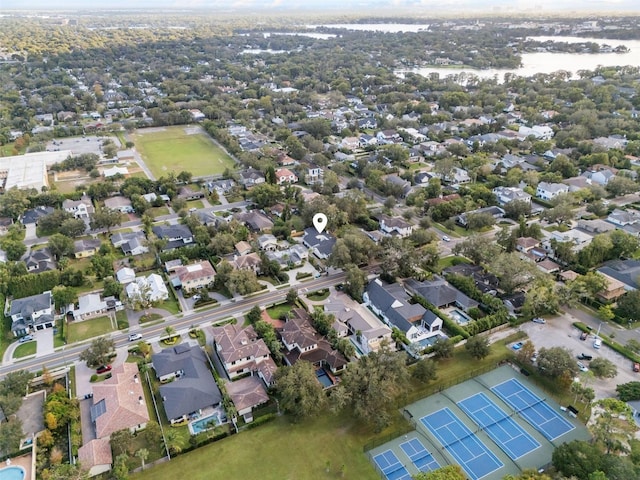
90;399;106;422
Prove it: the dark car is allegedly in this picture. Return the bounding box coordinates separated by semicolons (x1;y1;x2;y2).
577;353;593;361
96;365;112;374
580;331;588;341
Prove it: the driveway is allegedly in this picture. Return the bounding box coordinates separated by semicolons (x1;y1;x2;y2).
74;347;129;399
35;328;54;357
519;315;639;400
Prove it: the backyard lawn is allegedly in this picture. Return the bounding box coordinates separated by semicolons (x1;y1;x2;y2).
67;316;115;343
132;126;236;178
134;412;381;480
265;302;293;320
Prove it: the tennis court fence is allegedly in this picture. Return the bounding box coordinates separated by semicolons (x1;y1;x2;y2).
362;423;415;452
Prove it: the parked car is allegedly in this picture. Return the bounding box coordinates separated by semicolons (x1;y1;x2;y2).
532;317;546;324
593;338;602;349
192;294;201;301
96;365;112;374
512;342;524;350
18;335;34;343
634;363;640;373
577;362;589;372
442;235;450;242
128;333;143;342
580;331;588;341
577;353;593;361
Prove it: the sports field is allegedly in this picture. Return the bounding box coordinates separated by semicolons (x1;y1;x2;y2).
132;126;236;178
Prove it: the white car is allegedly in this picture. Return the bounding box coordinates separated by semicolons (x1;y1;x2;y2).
442;235;451;242
577;362;589;372
128;333;143;342
532;317;546;324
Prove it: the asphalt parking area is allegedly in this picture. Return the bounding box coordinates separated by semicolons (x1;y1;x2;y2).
518;315;638;399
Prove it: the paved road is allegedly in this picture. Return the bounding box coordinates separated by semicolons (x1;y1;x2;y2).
0;272;346;379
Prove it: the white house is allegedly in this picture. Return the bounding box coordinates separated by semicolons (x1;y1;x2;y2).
116;267;136;284
274;168;298;185
378;214;415;238
125;273;169;303
493;186;531;205
536;182;569;201
62;195;95;219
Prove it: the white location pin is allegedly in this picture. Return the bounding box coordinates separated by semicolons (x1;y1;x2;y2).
313;213;328;234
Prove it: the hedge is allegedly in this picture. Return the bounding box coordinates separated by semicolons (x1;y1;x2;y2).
573;322;640;363
245;413;277;429
411;295;470;339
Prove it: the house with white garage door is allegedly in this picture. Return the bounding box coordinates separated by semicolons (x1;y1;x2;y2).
9;290;55;336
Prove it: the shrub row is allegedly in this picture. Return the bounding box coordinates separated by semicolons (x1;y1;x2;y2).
245;413;277;430
573;322;640;363
411;295;470;339
464;311;509;336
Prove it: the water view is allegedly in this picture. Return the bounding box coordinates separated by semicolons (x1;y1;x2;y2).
397;36;640;81
306;23;430;33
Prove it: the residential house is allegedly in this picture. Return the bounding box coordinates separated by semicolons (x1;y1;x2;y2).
362;279;442;343
72;293;121;321
257;234;279;251
563;176;593;192
593;136;628;150
443;263;500;296
503;292;526;316
88;363;150;438
404;277;478;311
324;294;392;355
234;241;252;256
606;209;640;227
597;274;627;302
376;130;401;144
239;168;266;188
169;261;216;292
152;224;194;250
457;206;505;227
545;229;593;253
384;175;412;197
225;376;270;423
448;167;471;185
302;227;337;260
74;238;102;259
21;206;54;225
78;438;112;477
536;182;569;201
598;259;640;291
111;231;148;256
577;219;616;234
235;211;274;232
340;136;360;151
518;125;554;140
266;244;308;268
125;273;169;303
581;167;616;186
358;134;378;148
177;186;205;201
280;308;348;374
103;196;134;214
212;323;277;386
515;237;540;254
152;344;222;424
9;291;55;336
230;252;262;274
378;214;415;238
63;195;95;219
24;248;56;273
301;163;324;185
0;216;13;235
208;179;235;194
492;186;531;205
115;267;136;285
274;168;298;185
103;166;129;178
536;258;561;274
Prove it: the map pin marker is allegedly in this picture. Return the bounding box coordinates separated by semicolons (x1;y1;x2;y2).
313;213;327;234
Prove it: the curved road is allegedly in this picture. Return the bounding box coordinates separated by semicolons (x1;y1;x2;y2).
0;271;346;379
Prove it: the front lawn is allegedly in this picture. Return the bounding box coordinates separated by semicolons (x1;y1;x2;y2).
265;302;293;321
306;289;330;301
13;341;37;359
67;316;115;343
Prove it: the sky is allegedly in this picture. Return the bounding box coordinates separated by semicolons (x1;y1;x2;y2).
2;0;639;12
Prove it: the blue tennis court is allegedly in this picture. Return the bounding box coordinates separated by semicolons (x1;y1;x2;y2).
492;378;575;441
372;450;412;480
421;408;503;480
400;438;440;473
458;392;540;459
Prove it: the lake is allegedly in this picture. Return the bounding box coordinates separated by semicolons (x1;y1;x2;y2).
397;36;640;82
306;23;430;33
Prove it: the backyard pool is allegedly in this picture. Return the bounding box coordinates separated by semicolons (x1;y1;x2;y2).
316;368;333;388
412;336;440;350
0;466;25;480
189;412;222;435
449;308;473;325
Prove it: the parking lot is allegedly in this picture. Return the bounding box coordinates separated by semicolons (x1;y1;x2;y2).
518;315;638;400
46;135;116;156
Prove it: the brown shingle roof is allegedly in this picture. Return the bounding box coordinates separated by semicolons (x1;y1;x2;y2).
172;261;216;283
212;324;270;364
225;376;269;413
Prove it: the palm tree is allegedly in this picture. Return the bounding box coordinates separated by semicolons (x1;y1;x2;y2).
135;448;149;471
164;326;176;338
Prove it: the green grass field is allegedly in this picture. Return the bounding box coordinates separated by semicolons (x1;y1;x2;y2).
132;126;236;178
13;341;36;359
68;316;115;343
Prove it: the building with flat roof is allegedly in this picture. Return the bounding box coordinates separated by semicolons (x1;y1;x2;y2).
0;150;71;191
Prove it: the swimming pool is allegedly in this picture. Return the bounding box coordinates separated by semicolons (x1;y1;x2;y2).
189;412;222;435
0;466;25;480
316;368;333;388
412;336;440;349
449;308;472;325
